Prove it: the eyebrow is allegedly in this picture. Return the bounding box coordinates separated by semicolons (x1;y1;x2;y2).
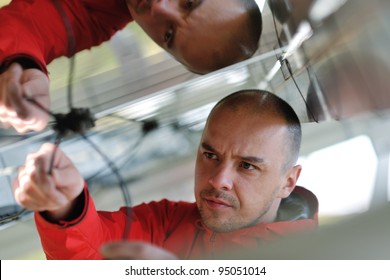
201;142;266;164
167;0;204;50
201;142;216;152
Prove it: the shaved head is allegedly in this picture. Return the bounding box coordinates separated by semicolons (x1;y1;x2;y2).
209;89;302;171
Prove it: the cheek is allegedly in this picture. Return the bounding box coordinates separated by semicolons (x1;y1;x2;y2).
236;177;267;207
194;159;208;187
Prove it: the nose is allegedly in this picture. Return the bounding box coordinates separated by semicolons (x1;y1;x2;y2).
208;164;234;191
150;0;181;21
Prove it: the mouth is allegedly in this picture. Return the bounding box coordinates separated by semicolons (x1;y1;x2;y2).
204;197;233;209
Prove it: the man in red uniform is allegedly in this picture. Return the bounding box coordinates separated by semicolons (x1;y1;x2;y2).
0;0;262;133
13;89;318;259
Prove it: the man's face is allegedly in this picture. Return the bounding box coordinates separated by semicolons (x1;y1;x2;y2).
194;107;296;233
126;0;250;73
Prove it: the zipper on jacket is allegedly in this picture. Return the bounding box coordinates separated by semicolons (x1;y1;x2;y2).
186;229;200;260
210;232;217;259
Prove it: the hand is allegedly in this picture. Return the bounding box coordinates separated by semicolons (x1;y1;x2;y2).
0;63;50;133
13;143;84;221
101;241;178;260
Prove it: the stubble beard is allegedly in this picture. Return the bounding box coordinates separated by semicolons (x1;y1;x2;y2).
198;189;277;233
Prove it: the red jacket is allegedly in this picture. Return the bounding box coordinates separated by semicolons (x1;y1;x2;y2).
0;0;132;73
35;186;319;259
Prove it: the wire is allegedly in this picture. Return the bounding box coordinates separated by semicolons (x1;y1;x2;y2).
269;4;318;122
0;208;29;225
0;0;133;232
23;97;56;118
80;133;132;240
16;94;135;239
67;56;76;109
85;132;145;184
284;59;318;122
53;0;76;110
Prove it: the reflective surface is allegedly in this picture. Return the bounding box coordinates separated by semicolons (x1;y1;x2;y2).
1;0;390;259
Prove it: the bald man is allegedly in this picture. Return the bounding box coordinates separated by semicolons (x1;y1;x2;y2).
14;89;318;259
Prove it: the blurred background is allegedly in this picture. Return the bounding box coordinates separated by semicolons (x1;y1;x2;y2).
1;0;389;259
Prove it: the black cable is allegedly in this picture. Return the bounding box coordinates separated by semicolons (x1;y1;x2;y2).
285;59;318;122
67;56;76;109
269;5;318;123
52;0;76;110
85;132;145;183
269;0;284;52
23;96;56;118
23;93;134;239
1;0;135;238
0;208;29;225
80;133;132;240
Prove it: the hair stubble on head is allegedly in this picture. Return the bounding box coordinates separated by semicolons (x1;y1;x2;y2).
189;0;263;74
210;89;302;172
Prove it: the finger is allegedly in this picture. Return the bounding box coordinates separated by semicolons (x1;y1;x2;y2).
4;64;24;111
21;69;49;99
9;85;49;129
17;114;48;133
14;157;69;211
0;67;50;132
100;242;142;260
13;167;43;210
0;97;48;133
17;159;47;200
12;169;23;203
0;65;21;106
101;241;178;260
0;117;11;129
21;149;52;196
31;156;52;194
7;83;29;119
51;167;84;192
5;63;23;85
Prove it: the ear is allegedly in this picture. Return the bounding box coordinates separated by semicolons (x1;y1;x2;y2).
278;165;302;198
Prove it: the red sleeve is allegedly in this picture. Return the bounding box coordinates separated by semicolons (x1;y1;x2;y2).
35;185;178;260
0;0;132;73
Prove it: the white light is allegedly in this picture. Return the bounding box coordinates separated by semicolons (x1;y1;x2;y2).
254;0;266;12
309;0;348;23
297;135;378;217
225;67;250;84
118;91;175;120
178;102;216;129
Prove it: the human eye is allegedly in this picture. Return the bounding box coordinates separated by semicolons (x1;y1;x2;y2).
203;152;218;160
185;0;194;9
164;28;174;46
183;0;200;10
239;162;256;170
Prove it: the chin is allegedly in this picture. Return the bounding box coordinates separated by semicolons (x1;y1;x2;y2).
202;218;237;233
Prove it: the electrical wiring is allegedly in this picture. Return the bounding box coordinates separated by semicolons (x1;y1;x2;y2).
266;0;318;123
0;1;136;240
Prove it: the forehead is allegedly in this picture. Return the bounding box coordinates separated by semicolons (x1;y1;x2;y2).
170;0;248;71
181;1;247;41
202;107;288;155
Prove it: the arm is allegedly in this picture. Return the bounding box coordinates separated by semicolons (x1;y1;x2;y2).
0;63;50;133
13;143;178;259
13;143;105;259
0;0;132;73
13;143;85;221
0;0;132;132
